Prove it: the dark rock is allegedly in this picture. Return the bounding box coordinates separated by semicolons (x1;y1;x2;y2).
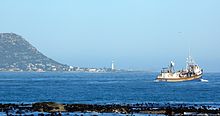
33;102;66;112
1;102;220;115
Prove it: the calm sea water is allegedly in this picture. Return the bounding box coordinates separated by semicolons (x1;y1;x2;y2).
0;72;219;104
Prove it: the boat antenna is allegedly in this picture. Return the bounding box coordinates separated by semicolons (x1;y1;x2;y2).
189;47;191;58
187;44;191;67
186;33;191;69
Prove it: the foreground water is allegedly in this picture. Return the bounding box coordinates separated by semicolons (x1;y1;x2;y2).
0;72;219;104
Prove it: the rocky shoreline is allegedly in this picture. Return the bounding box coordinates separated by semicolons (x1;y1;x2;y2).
0;102;220;115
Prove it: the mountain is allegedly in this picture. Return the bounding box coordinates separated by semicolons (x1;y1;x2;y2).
0;33;70;71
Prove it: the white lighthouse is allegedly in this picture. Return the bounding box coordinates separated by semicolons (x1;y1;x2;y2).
111;60;115;71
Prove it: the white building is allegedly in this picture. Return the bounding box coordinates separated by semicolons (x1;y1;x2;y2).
112;60;115;70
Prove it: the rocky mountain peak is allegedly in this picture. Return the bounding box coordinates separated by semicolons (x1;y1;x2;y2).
0;33;69;71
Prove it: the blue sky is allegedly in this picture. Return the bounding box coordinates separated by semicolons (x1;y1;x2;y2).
0;0;220;72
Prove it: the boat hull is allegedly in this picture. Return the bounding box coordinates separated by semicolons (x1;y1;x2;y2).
156;74;202;82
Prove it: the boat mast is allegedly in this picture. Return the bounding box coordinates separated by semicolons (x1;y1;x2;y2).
186;47;191;69
186;47;197;71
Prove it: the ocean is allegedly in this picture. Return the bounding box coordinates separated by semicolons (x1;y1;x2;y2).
0;72;219;104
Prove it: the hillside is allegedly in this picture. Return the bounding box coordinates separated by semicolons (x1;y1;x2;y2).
0;33;70;71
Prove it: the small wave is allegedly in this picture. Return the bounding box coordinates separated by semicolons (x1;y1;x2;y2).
200;79;208;82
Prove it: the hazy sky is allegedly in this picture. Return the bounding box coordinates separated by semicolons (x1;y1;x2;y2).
1;0;220;72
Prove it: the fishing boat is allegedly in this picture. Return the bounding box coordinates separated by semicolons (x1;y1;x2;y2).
156;55;203;82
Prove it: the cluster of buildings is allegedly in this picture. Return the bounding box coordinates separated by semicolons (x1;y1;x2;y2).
0;60;118;72
68;60;117;72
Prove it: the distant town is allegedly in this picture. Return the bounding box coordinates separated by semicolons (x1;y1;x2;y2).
0;60;126;72
0;61;119;72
